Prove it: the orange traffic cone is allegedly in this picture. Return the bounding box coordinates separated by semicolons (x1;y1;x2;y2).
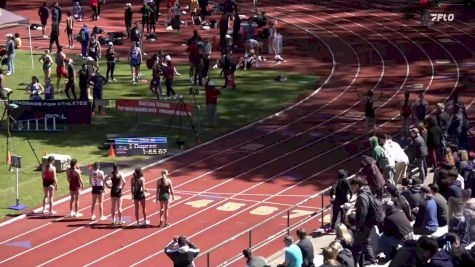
6;151;11;165
108;144;116;158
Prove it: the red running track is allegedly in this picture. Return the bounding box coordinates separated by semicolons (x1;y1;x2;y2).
0;0;474;266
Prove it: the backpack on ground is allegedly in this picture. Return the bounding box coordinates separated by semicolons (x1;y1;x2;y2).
362;191;385;226
92;26;104;34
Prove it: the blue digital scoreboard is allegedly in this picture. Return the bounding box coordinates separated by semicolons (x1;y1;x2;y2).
114;137;168;156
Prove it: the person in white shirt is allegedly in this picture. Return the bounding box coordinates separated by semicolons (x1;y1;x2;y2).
90;162;106;221
384;134;409;184
378;134;396;185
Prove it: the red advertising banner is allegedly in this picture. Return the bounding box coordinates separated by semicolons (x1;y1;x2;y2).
116;99;193;116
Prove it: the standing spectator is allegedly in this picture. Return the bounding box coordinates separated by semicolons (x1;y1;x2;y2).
276;235;303;267
205;80;221;127
359;155;385;198
349;177;378;266
90;0;99;20
201;38;212;79
49;21;60;52
51;2;62;24
186;40;200;84
167;0;175;23
129;42;143;84
448;103;470;149
296;228;314;267
151;53;164;96
163;55;180;98
149;2;158;33
413;185;438;235
417;121;428;144
427;116;443;168
242;249;269;267
5;33;15;75
429;183;449;227
436;102;450;151
411;91;429;123
55;45;67;92
65;12;74;49
88;70;106;115
78;64;89;101
88;34;101;72
329;169;352;232
268;20;283;60
386;183;414;221
125;3;133;38
72;0;84;21
79;24;91;58
38;1;49;39
198;0;208;19
66;159;84;217
141;2;152;33
164;236;200;266
131;168;149;226
171;0;181;33
409;128;429;181
219;13;229;48
154;0;161;18
232;12;241;48
89;162;106;221
65;59;77;100
400;91;412;138
97;0;104;18
105;42;117;82
385;135;409;184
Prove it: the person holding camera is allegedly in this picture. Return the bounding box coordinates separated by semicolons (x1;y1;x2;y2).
165;235;200;267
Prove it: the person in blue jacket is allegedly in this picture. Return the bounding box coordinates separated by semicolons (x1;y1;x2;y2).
79;24;90;58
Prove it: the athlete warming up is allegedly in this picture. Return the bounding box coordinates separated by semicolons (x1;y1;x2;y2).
67;159;84;217
105;163;126;225
90;162;107;221
132;168;149;227
156;170;175;227
42;156;57;215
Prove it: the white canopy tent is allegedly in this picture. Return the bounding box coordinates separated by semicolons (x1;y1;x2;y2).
0;8;34;70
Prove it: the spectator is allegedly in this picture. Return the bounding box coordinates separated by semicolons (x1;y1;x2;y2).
296;228;314;267
165;236;200;267
349;177;377;266
105;42;117;82
375;134;396;185
125;3;133;38
171;0;181;33
409;128;429;181
436;103;450;151
78;64;89;101
198;0;208;19
219;13;229;48
141;2;152;33
445;232;475;266
163;55;180;98
90;0;99;20
38;1;49;38
88;34;101;72
51;2;62;24
201;38;212;79
276;235;303;267
429;183;449;227
335;223;353;250
401;178;424;210
26;76;44;99
448;103;469;149
64;59;77;100
386;183;414;221
427;116;443;168
411;91;429;123
88;69;106;115
5;33;15;75
44;77;54;100
319;247;341;267
416;236;453;267
448;197;471;246
329;169;352;231
232;12;241;48
49;21;60;52
151;52;164;97
385;135;409;184
359;155;385;198
13;33;21;49
149;1;157;33
413;185;438;235
380;202;414;258
186;40;201;85
72;1;84;22
243;249;269;267
130;22;142;46
447;168;463;200
205;80;221;127
190;0;200;26
79;24;91;58
329;241;354;267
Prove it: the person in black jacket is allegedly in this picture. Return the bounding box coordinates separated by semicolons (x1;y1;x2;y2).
436;103;450;151
409;128;429;181
125;3;133;38
445;232;475;266
427;116;443;168
329;169;352;231
386;183;414;221
296;228;314;267
165;236;200;267
380;203;414;258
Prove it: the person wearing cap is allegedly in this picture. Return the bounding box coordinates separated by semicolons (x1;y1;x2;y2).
243;249;268;267
105;42;117;82
124;3;133;38
205;79;221;127
164;235;200;267
129;42;143;84
413;185;438;235
4;33;15;75
38;1;49;39
409;127;429;181
328;169;352;232
163;55;181;97
277;235;303;267
65;59;77;99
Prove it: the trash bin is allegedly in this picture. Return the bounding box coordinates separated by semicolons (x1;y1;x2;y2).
268;33;283;55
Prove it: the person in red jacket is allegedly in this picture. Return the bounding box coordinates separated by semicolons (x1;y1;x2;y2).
205;79;221;127
90;0;99;20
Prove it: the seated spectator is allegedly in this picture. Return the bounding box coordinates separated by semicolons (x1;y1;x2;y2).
445;232;475;266
320;247;341;267
429;183;449;227
416;236;454;267
413;185;439;235
447;169;463;199
243;248;269;267
329;241;354;267
389;239;417;267
401;178;424;211
277;235;303;267
329;169;353;232
381;201;414;248
335;224;353;250
296;228;315;267
387;183;414;221
164;235;200;267
448;197;471;246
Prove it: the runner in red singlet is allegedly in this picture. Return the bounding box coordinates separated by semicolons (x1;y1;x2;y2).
67;159;84;217
42;156;57;215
